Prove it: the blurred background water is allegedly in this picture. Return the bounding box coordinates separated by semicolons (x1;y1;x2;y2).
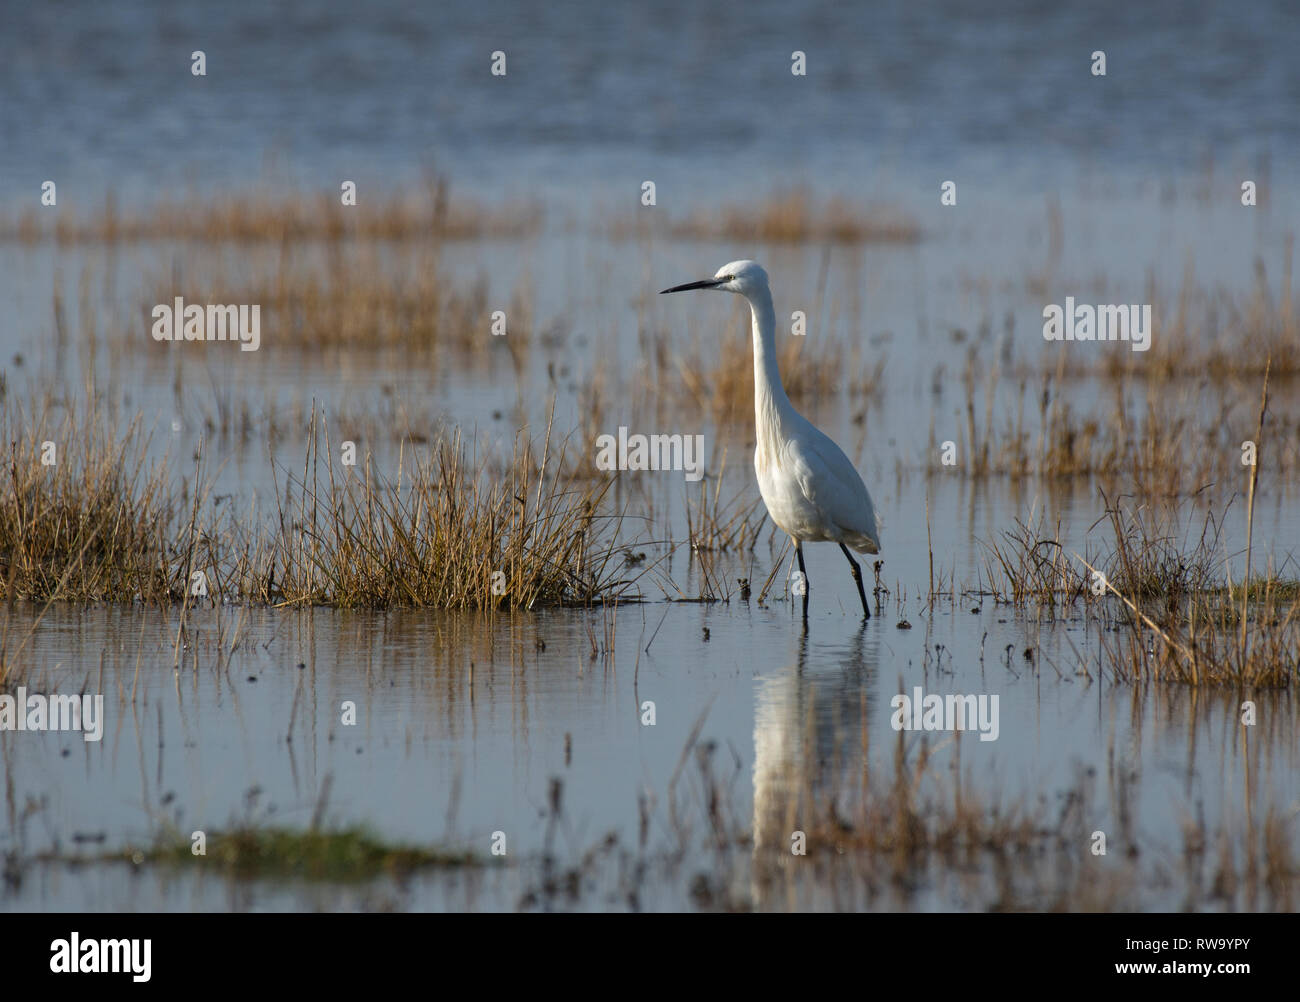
2;0;1297;209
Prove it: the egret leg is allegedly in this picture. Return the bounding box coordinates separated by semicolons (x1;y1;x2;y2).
839;543;870;619
794;540;809;622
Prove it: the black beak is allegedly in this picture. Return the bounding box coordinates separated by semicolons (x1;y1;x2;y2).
660;278;725;294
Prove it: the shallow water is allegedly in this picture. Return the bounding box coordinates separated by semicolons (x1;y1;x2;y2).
4;0;1298;201
2;549;1296;911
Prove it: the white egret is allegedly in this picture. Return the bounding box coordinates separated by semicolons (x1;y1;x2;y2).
662;260;881;620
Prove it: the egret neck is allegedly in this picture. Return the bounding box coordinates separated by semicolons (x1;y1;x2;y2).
745;282;791;460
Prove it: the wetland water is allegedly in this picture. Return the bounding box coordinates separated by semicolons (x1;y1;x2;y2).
2;0;1298;910
5;585;1297;910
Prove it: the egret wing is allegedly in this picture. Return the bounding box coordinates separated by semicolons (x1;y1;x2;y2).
784;425;881;552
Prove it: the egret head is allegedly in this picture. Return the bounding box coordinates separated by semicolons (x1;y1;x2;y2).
661;260;769;298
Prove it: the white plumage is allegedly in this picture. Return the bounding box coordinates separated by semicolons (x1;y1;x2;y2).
662;260;881;619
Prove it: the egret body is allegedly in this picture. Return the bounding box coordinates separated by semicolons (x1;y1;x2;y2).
662;260;881;620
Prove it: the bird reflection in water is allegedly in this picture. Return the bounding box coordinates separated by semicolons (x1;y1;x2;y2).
751;622;876;909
